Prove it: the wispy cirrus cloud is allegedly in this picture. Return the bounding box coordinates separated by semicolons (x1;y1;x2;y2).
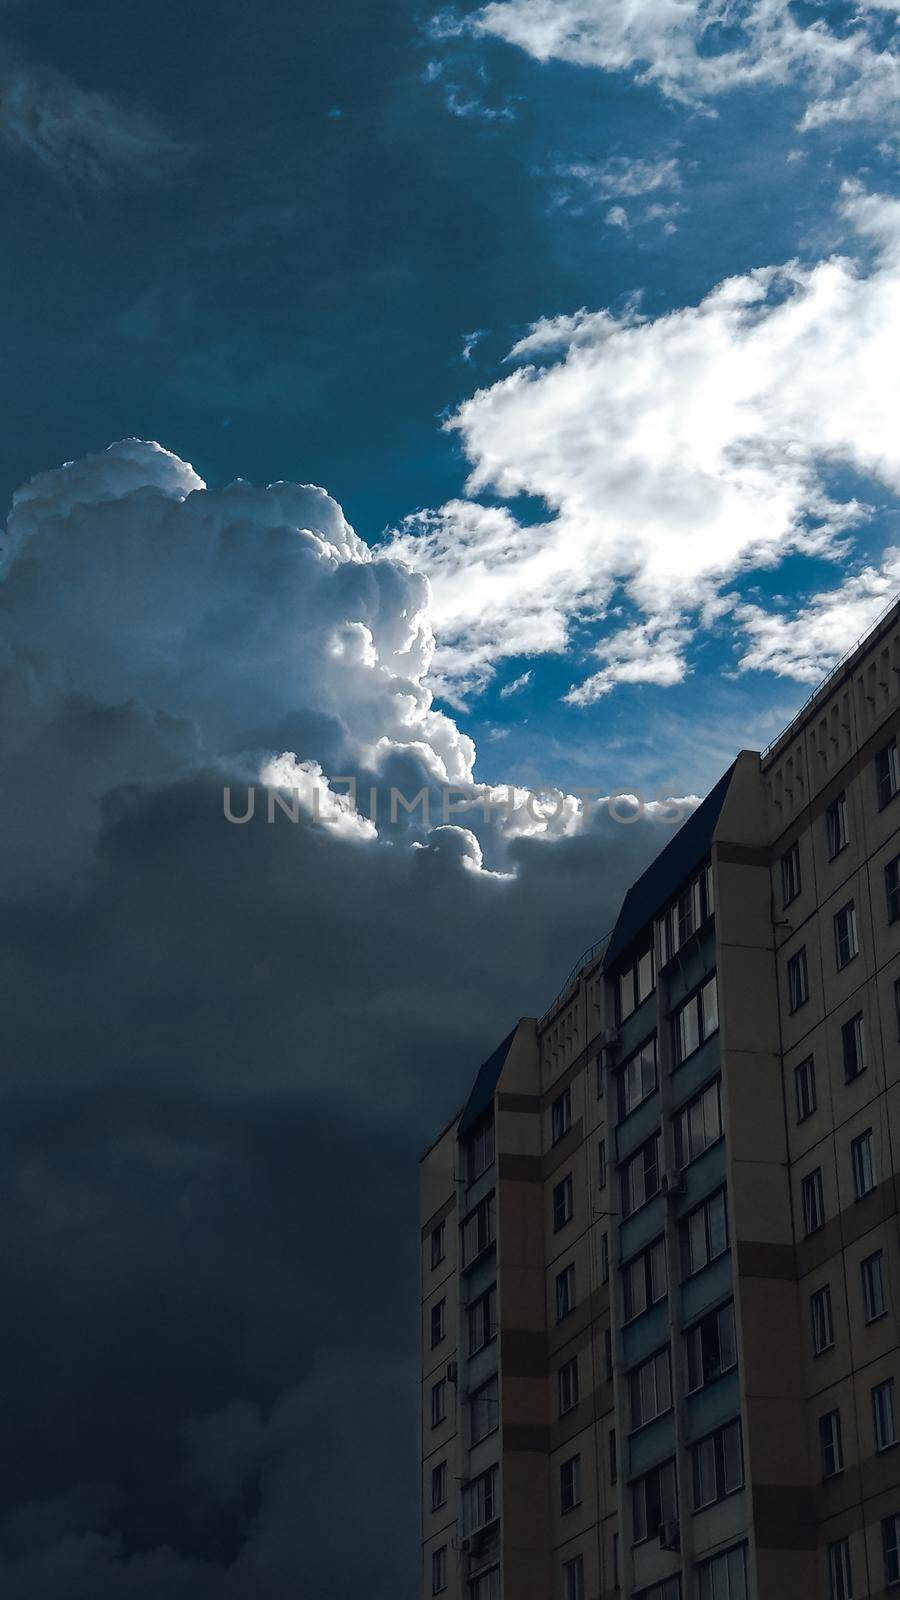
454;0;900;129
0;50;191;190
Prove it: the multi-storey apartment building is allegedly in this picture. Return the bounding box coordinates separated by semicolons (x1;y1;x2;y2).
420;599;900;1600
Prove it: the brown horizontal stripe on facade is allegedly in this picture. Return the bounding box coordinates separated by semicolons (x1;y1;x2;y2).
501;1328;546;1377
503;1422;551;1453
753;1483;818;1549
795;1175;898;1279
497;1092;542;1114
421;1191;457;1239
737;1241;797;1279
498;1153;543;1182
542;1118;584;1181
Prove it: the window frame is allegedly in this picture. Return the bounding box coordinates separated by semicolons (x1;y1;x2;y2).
551;1085;573;1145
558;1355;579;1417
833;901;859;970
781;840;801;905
431;1459;448;1510
672;973;719;1067
862;1250;887;1323
690;1417;743;1510
827;1537;853;1600
873;1378;897;1454
556;1262;576;1323
876;738;900;810
842;1012;866;1082
680;1188;729;1279
787;947;809;1013
851;1128;876;1200
801;1168;825;1235
820;1408;844;1479
826;792;849;859
673;1076;723;1169
685;1299;737;1392
886;854;900;924
560;1453;582;1513
810;1284;834;1356
553;1172;574;1232
431;1220;446;1270
432;1546;448;1596
794;1055;817;1122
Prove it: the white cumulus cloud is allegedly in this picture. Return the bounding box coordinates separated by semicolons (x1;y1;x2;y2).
390;187;900;701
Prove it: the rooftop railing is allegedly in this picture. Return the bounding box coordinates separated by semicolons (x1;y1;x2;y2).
539;929;612;1029
760;587;900;763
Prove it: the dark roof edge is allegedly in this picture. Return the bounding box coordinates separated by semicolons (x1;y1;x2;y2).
604;761;736;968
457;1025;519;1138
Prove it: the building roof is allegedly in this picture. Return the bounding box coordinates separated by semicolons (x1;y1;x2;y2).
457;1025;518;1137
604;762;736;969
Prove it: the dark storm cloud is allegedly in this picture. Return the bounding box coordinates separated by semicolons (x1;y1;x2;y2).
0;441;667;1597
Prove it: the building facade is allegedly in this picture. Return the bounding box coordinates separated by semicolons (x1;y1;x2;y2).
421;602;900;1600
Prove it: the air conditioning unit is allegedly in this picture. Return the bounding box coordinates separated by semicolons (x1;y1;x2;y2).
447;1359;459;1384
659;1520;681;1552
662;1170;686;1197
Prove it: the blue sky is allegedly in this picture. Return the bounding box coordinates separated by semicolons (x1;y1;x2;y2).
3;0;900;801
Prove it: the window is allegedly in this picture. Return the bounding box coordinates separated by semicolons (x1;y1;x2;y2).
883;1513;900;1586
553;1173;574;1232
842;1013;866;1081
691;1418;743;1508
621;1135;660;1218
820;1409;843;1478
431;1299;447;1348
461;1466;497;1534
794;1055;816;1121
623;1237;667;1321
632;1458;677;1543
469;1569;499;1600
556;1263;576;1322
826;792;849;858
787;948;809;1012
697;1544;748;1600
596;1051;605;1099
597;1138;607;1189
468;1285;497;1356
887;855;900;923
609;1426;617;1485
874;1379;897;1453
660;865;714;962
828;1538;852;1600
673;974;718;1065
801;1168;824;1235
618;945;656;1021
467;1116;495;1184
600;1231;610;1284
562;1554;584;1600
629;1347;672;1429
559;1356;579;1416
619;1036;658;1118
431;1221;446;1269
781;841;801;904
431;1379;447;1428
834;903;859;969
851;1129;876;1199
896;976;900;1042
686;1301;737;1391
461;1193;496;1266
673;1078;722;1168
810;1286;834;1355
877;738;900;809
431;1460;447;1509
432;1547;448;1595
552;1086;572;1144
862;1251;887;1322
470;1375;499;1445
604;1327;613;1380
560;1454;581;1512
680;1189;729;1277
637;1583;681;1600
